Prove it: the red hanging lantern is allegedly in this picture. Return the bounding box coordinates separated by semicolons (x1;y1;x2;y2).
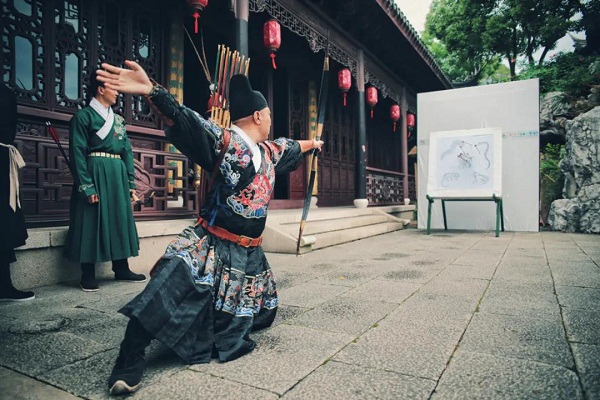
187;0;208;34
337;68;351;107
366;86;378;118
263;19;281;69
390;104;400;132
407;113;416;138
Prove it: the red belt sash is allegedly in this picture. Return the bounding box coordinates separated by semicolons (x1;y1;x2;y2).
195;217;262;248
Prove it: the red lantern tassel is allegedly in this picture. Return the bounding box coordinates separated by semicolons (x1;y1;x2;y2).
370;108;374;119
393;122;396;132
270;53;277;69
343;92;347;107
193;11;200;34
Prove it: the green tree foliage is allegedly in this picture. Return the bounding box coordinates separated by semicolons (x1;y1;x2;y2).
518;53;600;98
425;0;580;83
424;0;500;84
577;0;600;55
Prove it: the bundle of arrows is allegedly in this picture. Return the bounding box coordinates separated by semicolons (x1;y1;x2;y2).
209;44;250;128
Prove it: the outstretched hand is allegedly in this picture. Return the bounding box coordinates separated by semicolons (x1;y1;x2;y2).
96;60;153;95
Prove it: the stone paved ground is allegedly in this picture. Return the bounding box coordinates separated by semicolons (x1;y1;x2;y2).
1;229;599;400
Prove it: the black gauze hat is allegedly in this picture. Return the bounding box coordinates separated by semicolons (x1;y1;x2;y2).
229;74;268;122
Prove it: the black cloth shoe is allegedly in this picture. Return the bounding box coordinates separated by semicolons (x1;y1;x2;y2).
108;318;151;396
80;277;99;292
108;351;146;395
81;263;99;292
113;259;147;282
0;286;35;302
114;270;147;282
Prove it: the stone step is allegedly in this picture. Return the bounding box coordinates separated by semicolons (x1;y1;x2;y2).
311;221;405;250
279;214;391;236
262;207;407;254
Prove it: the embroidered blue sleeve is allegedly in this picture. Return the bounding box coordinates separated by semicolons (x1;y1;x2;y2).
148;85;224;170
263;138;302;174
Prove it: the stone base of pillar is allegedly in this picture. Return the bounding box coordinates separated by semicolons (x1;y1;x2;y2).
353;198;369;209
311;196;318;209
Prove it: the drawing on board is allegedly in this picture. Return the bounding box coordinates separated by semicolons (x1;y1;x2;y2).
427;128;502;198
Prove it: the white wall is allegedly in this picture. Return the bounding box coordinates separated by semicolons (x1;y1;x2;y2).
417;79;540;232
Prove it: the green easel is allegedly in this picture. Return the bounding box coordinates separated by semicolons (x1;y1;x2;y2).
426;194;505;237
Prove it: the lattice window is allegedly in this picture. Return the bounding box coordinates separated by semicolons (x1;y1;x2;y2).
1;0;163;126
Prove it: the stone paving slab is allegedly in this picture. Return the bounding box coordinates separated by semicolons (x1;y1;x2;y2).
550;262;600;288
318;266;382;287
459;312;573;368
562;307;600;345
556;285;600;309
274;270;319;290
478;283;562;321
376;265;442;284
271;304;309;327
39;343;185;400
572;343;600;399
2;230;599;399
438;262;497;280
281;360;436;400
286;296;398;335
342;279;422;304
0;330;111;376
190;324;353;395
0;366;80;400
433;350;583;399
333;315;466;380
546;252;594;263
386;290;480;325
278;282;350;308
133;369;280;399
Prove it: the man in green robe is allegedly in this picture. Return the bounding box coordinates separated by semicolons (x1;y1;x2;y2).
63;72;146;291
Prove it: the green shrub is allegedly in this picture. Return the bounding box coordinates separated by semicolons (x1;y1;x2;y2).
540;143;565;223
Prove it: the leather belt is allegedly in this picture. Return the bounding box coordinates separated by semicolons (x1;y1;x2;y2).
89;152;120;159
196;217;262;248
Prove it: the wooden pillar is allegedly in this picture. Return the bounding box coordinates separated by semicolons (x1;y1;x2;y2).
401;88;409;200
233;0;249;56
354;50;367;207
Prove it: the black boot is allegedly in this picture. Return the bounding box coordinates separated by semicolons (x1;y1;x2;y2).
112;259;146;282
80;263;99;292
108;318;152;395
0;261;35;302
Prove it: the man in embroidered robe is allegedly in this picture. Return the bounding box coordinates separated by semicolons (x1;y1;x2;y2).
0;84;34;301
96;61;323;395
63;71;146;292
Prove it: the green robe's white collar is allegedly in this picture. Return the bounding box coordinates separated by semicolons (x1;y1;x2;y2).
89;97;114;140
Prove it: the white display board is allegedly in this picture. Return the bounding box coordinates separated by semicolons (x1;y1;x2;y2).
428;128;502;198
417;79;539;232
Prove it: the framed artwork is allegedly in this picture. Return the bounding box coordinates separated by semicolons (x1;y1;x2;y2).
427;127;502;198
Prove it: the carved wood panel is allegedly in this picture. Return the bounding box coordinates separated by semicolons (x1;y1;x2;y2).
317;87;355;206
288;73;308;200
16;118;198;226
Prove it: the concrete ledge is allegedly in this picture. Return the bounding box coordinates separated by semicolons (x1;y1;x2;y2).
12;219;195;290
